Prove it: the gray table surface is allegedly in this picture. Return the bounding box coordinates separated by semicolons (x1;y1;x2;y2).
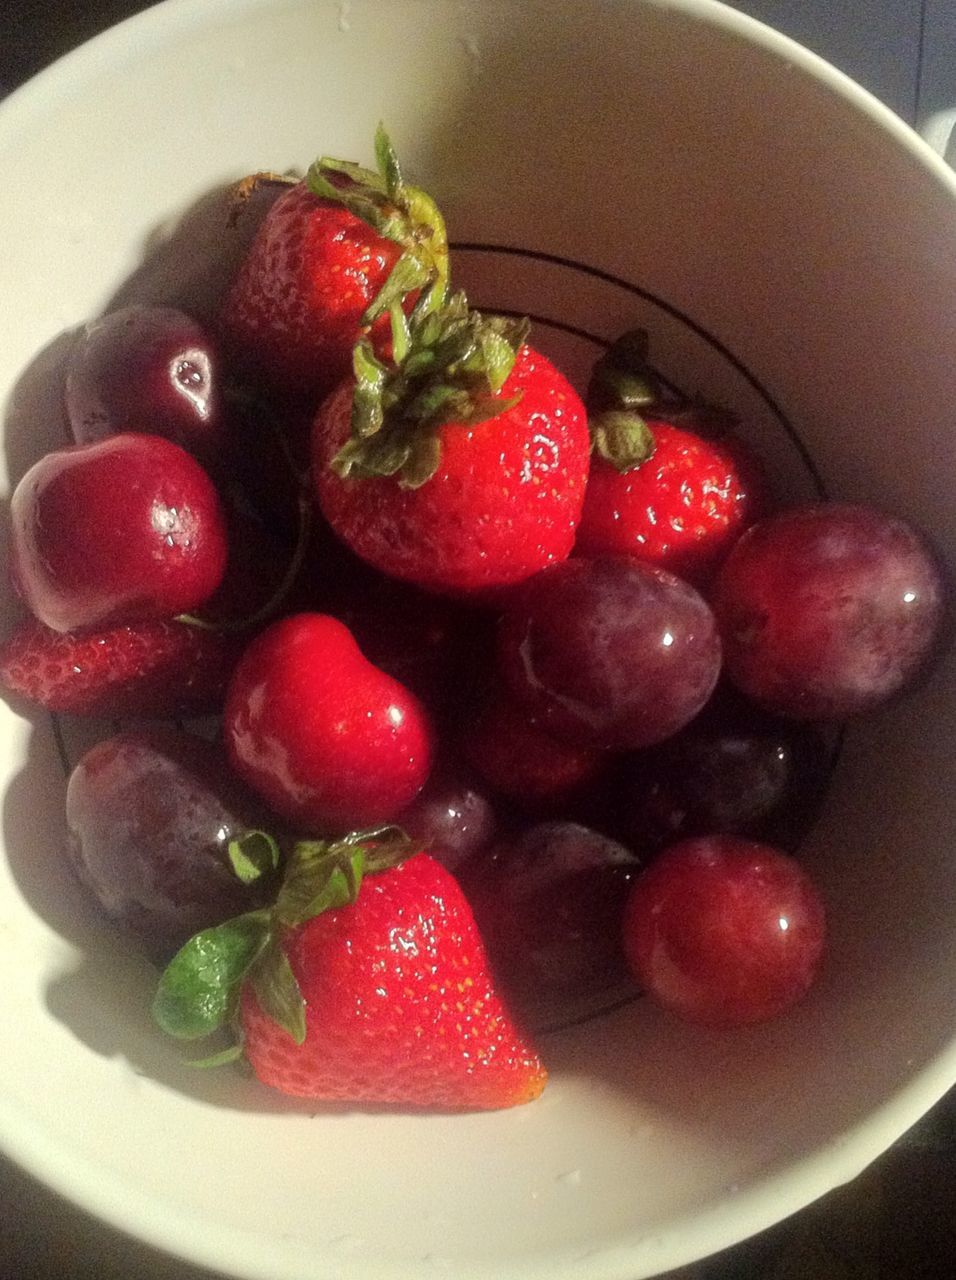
0;3;954;1279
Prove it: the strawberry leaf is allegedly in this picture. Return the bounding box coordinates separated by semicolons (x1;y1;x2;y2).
153;911;270;1040
250;938;307;1046
362;251;432;325
228;831;281;885
275;842;366;927
187;1043;246;1069
352;339;388;439
374;122;403;202
590;410;656;473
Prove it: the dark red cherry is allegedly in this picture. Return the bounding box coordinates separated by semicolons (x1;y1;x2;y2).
397;765;499;873
65;305;229;468
10;433;228;632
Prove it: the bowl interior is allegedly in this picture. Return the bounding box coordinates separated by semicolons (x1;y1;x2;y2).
2;2;956;1278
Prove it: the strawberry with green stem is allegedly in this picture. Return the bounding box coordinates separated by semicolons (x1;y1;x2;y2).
577;330;766;585
221;127;449;401
312;293;591;596
153;826;547;1109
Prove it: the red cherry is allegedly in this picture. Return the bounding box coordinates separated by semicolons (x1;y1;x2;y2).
622;836;826;1026
224;613;434;830
10;433;228;633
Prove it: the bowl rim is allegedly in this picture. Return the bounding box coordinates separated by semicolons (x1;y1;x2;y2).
1;0;955;1277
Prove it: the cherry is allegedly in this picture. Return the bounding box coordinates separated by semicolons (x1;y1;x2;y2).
66;729;275;962
622;835;826;1026
65;305;230;468
10;433;228;633
224;612;434;830
497;556;722;750
712;503;946;720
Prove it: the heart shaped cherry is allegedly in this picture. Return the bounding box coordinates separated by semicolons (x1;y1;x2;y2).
224;612;434;830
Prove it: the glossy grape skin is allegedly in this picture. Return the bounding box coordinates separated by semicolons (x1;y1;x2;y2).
65;729;275;962
497;556;722;750
622;836;826;1026
712;504;946;720
618;702;830;854
463;822;641;1018
65;305;229;468
397;767;499;873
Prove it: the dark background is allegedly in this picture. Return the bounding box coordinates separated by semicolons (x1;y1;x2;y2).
0;1;954;1278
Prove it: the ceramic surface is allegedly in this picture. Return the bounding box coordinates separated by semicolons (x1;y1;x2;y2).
1;2;955;1277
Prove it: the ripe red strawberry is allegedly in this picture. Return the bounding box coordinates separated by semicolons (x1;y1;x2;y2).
224;612;434;830
576;328;766;585
221;128;448;401
312;304;591;596
576;418;765;585
0;615;241;717
154;832;546;1110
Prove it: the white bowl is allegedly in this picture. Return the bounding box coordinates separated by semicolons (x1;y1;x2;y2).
2;1;956;1277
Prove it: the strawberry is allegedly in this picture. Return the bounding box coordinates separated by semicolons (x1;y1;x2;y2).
577;418;764;584
576;330;765;584
153;830;546;1110
221;128;448;401
312;297;591;596
0;615;241;717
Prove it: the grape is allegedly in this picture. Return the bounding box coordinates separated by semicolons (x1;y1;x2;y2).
497;556;722;749
464;821;641;1021
397;766;499;872
618;696;830;852
622;836;826;1025
66;729;275;961
712;503;946;719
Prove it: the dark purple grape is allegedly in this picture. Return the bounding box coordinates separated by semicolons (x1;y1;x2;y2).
617;704;830;854
712;503;946;720
65;305;229;467
463;821;641;1024
497;556;722;750
66;729;275;961
397;766;499;872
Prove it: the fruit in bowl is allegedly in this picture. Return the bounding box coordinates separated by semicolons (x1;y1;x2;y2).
1;124;946;1122
2;2;956;1277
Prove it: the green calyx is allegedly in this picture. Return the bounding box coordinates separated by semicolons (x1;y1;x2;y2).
587;328;740;473
332;292;531;489
587;328;662;473
306;124;450;330
153;826;417;1053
